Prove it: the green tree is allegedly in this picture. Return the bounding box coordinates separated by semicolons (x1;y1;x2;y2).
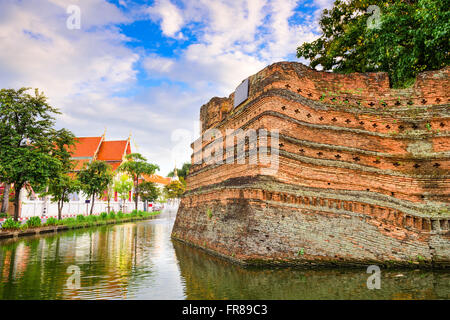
0;88;64;221
118;153;159;210
113;174;133;210
46;175;80;220
167;162;191;180
164;180;185;199
78;160;113;215
44;129;79;220
296;0;449;88
105;180;115;214
137;181;160;203
179;176;186;187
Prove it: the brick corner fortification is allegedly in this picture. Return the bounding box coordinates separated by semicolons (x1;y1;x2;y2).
172;61;450;268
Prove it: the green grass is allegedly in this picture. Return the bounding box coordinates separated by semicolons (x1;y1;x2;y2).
206;208;212;219
1;218;21;230
57;210;159;227
25;216;41;228
1;210;161;231
45;217;58;226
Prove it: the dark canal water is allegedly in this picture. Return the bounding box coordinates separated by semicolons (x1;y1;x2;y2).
0;209;448;300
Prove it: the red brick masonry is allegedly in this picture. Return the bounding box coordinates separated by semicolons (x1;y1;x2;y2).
172;62;449;268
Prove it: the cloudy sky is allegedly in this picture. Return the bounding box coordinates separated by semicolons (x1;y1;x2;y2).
0;0;333;176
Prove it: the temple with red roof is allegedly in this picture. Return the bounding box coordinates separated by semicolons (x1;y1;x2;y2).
1;131;175;218
70;131;132;172
69;132;172;203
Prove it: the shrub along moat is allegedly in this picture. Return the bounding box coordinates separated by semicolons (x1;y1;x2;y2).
0;210;161;240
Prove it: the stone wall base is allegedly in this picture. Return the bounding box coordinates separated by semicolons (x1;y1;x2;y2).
172;178;450;269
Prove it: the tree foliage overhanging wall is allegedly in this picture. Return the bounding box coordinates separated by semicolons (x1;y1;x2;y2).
297;0;450;88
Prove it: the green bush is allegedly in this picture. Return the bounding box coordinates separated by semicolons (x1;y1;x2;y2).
108;212;116;220
100;212;108;220
85;215;98;226
1;218;21;230
45;217;58;226
117;211;124;219
130;209;138;217
0;213;7;218
88;215;98;221
62;217;76;225
26;216;41;228
76;215;85;222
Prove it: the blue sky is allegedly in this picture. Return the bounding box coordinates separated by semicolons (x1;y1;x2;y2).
0;0;333;175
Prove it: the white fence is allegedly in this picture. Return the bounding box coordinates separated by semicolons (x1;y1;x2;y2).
20;200;146;218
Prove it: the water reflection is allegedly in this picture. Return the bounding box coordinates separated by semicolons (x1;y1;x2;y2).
0;211;184;300
0;210;448;300
174;241;449;300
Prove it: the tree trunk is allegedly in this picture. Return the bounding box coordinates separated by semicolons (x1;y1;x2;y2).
58;200;63;220
13;185;22;222
90;194;95;215
135;181;139;211
107;199;111;214
1;183;10;213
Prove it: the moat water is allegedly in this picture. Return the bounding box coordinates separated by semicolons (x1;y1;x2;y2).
0;209;448;300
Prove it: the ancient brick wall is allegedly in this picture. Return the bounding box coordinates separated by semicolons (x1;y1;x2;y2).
173;62;450;267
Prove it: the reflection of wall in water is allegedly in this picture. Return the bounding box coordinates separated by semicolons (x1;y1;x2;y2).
173;241;450;300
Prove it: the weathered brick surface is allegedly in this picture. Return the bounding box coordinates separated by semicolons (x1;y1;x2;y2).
173;62;450;267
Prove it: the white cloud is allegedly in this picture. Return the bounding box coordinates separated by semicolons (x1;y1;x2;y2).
142;0;328;95
0;0;150;164
141;0;333;173
143;55;175;73
0;0;137;101
48;0;131;27
0;0;334;175
147;0;185;39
